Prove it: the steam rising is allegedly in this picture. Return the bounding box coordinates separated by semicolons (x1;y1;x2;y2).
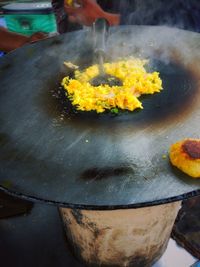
70;0;200;71
103;0;200;33
55;0;200;79
104;25;200;69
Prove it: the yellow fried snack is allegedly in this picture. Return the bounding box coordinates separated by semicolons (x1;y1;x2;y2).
169;139;200;178
62;58;162;113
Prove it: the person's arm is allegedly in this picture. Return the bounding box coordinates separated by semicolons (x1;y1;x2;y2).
52;0;82;33
64;0;120;26
0;27;47;52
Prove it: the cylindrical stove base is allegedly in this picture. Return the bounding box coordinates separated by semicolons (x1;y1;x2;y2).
60;201;181;267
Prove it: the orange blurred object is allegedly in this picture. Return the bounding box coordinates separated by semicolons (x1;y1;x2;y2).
64;0;120;26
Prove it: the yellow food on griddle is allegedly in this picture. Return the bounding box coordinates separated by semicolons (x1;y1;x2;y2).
169;139;200;178
62;58;163;113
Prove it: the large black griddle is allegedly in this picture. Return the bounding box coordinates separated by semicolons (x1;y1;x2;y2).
0;26;200;209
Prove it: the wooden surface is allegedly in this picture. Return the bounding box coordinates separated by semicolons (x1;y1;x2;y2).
172;196;200;260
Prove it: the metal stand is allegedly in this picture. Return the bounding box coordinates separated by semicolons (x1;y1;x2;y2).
60;201;181;267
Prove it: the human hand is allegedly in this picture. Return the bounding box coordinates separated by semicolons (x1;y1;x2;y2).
64;0;120;26
28;32;48;43
0;27;48;52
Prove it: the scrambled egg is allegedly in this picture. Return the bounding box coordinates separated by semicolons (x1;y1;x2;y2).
62;58;162;113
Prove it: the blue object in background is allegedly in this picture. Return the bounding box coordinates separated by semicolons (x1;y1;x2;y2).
0;16;7;27
0;16;6;56
191;261;200;267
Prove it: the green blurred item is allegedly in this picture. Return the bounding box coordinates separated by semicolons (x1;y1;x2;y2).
2;2;57;36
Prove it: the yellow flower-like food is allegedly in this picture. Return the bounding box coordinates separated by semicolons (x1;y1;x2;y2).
169;139;200;178
62;58;163;113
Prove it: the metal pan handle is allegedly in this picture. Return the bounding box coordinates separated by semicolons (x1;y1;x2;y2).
92;18;109;57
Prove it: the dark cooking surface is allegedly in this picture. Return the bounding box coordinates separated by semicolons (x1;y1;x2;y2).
0;26;200;209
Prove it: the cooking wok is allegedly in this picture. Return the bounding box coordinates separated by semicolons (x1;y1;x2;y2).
0;25;200;209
